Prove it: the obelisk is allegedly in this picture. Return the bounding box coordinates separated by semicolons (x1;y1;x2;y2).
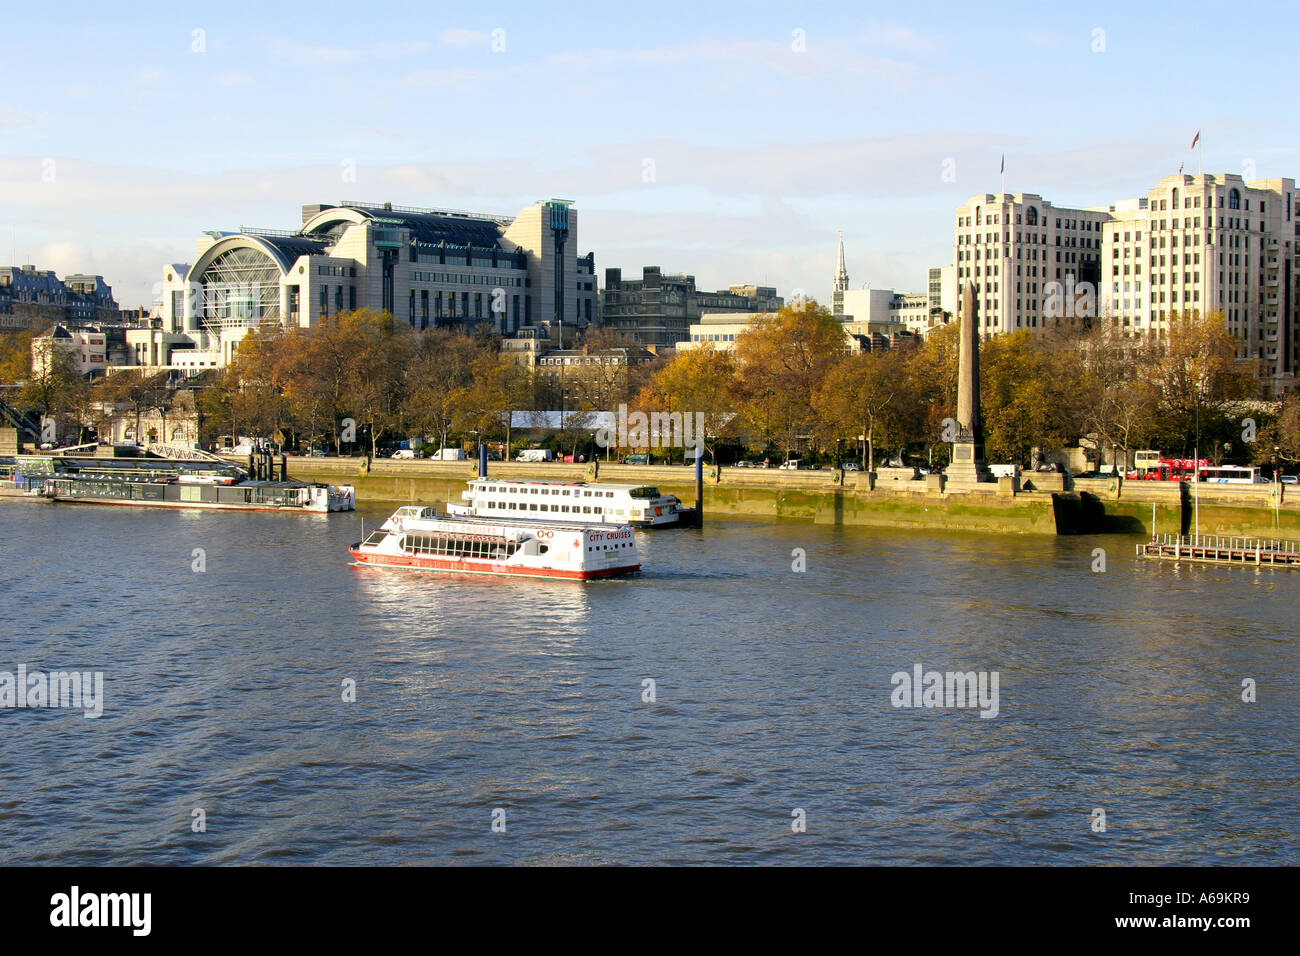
947;281;991;484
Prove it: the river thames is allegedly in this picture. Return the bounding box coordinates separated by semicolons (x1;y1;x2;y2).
1;499;1295;865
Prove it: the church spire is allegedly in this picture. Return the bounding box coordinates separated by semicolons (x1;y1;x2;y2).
832;230;848;315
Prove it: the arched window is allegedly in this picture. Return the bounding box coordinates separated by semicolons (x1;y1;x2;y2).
1026;207;1038;226
1228;188;1241;210
196;244;283;335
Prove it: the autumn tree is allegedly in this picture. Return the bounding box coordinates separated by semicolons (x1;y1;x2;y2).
1073;321;1159;470
902;323;960;466
732;301;848;461
1147;311;1256;456
95;368;158;444
0;328;42;387
339;310;411;457
453;349;517;452
402;328;481;452
814;348;915;470
979;330;1091;464
1254;392;1300;469
634;344;739;462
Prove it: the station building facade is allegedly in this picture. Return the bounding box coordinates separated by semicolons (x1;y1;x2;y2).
153;199;597;369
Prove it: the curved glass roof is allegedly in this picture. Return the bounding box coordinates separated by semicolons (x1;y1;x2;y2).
257;235;329;266
335;206;505;246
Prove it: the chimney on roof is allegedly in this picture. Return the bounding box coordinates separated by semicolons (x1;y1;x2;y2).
301;204;333;223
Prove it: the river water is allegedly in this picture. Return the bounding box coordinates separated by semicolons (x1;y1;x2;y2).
0;498;1295;865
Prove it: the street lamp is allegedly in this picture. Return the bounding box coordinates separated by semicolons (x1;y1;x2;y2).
1193;389;1204;544
1274;445;1281;531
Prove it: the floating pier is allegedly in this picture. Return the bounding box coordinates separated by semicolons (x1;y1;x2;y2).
1137;533;1300;568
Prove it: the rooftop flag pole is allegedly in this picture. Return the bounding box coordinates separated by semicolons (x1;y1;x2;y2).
1000;153;1005;196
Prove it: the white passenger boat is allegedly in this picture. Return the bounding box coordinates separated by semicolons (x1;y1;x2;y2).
348;505;642;580
447;478;683;527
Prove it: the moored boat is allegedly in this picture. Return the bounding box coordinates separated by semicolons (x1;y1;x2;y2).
349;505;641;579
41;475;354;511
447;478;683;527
15;453;354;512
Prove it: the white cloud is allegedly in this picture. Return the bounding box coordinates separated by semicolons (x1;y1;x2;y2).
0;106;33;127
1;128;1269;311
407;30;938;90
265;38;431;67
865;22;944;56
1021;30;1062;49
215;72;254;88
438;29;489;48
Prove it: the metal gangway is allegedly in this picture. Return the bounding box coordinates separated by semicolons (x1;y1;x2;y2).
145;443;229;463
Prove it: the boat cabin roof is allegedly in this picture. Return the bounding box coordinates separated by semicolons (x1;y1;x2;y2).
469;478;652;493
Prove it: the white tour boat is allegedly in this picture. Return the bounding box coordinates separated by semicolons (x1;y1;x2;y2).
349;505;642;580
447;478;683;527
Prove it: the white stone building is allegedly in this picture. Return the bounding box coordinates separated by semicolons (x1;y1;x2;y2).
31;325;108;377
953;192;1108;336
1097;174;1299;392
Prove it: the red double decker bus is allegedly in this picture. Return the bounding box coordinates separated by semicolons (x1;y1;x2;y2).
1138;456;1209;481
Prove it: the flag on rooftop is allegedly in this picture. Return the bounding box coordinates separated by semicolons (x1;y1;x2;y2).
1190;130;1201;149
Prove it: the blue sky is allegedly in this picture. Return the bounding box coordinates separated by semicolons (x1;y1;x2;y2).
2;0;1297;308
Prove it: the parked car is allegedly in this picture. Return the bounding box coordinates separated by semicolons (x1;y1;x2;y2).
391;449;415;459
779;459;802;470
623;453;650;465
1282;475;1298;485
840;462;861;471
